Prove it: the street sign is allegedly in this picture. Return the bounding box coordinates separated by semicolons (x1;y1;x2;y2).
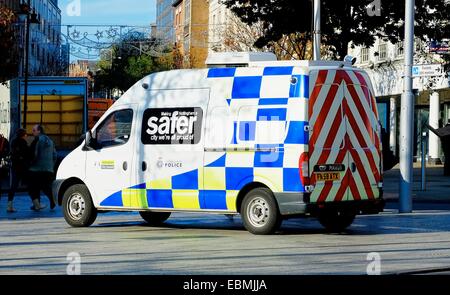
412;64;443;77
429;40;450;55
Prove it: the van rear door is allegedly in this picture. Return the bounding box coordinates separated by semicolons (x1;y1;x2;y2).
309;69;381;203
342;75;381;201
309;71;350;203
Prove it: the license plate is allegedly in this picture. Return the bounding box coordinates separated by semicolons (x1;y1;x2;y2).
315;172;340;181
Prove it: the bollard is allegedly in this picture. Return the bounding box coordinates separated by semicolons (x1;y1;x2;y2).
421;132;427;191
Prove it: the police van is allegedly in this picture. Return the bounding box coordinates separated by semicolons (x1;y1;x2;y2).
53;57;385;235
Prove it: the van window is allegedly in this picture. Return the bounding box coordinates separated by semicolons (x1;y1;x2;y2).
96;109;133;148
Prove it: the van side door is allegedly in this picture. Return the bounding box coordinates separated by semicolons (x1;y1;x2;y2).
136;89;209;211
85;106;137;207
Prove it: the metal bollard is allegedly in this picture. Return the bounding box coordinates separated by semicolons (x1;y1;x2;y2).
421;132;427;191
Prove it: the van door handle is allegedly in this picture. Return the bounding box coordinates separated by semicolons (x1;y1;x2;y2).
351;163;357;172
122;161;128;171
142;161;147;172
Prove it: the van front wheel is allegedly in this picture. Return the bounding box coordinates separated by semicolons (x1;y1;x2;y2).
241;188;281;235
139;211;171;226
62;184;97;227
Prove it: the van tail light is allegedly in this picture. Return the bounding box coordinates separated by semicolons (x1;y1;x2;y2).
299;152;310;187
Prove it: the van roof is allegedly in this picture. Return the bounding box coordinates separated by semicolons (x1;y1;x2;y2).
248;60;355;69
117;60;364;105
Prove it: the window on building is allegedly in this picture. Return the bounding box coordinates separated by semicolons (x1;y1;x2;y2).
212;14;216;40
378;43;387;61
360;47;369;63
395;42;404;57
184;0;191;25
415;39;422;52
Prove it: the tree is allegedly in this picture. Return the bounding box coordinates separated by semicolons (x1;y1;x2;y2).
223;0;450;60
0;5;19;83
95;34;175;95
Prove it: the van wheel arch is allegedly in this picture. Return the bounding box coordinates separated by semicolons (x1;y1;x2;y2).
58;178;86;206
236;182;271;213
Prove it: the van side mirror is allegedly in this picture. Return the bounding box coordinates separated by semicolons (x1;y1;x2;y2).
85;130;98;150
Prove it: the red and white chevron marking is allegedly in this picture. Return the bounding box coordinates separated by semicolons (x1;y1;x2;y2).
309;69;382;203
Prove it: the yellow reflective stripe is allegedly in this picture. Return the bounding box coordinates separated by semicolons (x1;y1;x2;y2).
172;190;200;209
203;167;226;190
122;189;148;208
147;178;172;190
226;190;239;212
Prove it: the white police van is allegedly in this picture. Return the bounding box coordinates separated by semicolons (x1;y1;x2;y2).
54;58;384;234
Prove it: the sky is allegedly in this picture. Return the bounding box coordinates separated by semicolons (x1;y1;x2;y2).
60;0;156;26
58;0;157;61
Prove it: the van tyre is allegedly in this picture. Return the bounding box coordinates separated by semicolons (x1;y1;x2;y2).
62;184;97;227
241;188;281;235
139;211;171;226
318;210;356;233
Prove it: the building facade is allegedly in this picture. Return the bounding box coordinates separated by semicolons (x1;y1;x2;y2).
2;0;66;76
348;38;450;162
173;0;185;50
156;0;175;44
208;0;226;52
172;0;209;68
207;0;264;54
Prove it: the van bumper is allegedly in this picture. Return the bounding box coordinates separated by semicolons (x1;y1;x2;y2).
274;192;385;216
274;193;309;216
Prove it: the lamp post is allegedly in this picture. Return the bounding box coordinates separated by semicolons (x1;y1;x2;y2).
17;0;40;130
399;0;415;213
313;0;321;61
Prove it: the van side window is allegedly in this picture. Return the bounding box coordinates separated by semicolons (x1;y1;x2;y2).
95;109;133;148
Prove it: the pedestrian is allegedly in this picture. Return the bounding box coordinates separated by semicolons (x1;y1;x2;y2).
6;129;30;213
28;125;57;211
0;133;10;202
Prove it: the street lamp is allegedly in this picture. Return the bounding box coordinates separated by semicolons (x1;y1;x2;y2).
17;0;40;130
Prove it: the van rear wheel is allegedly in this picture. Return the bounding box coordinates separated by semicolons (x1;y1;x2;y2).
62;184;97;227
139;211;171;226
241;188;281;235
318;210;356;233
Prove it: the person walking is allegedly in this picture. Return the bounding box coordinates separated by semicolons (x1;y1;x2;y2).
0;133;10;202
28;125;57;211
6;129;30;213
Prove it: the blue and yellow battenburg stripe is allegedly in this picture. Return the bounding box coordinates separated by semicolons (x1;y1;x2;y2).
100;66;310;211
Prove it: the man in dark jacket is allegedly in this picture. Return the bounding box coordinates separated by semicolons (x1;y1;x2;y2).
0;133;10;202
28;125;57;211
7;129;30;213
